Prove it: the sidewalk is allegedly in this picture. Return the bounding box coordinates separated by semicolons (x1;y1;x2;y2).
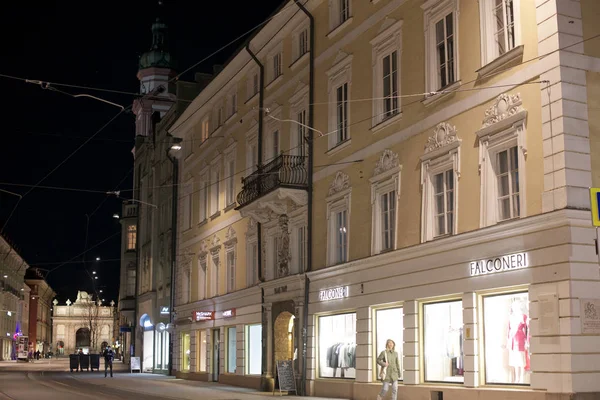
0;357;129;372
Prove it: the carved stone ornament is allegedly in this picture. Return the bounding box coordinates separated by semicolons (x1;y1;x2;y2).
425;123;459;153
180;252;192;270
328;171;350;196
373;149;400;177
66;299;72;306
247;218;257;235
225;226;236;241
482;93;524;128
277;215;291;278
210;234;221;248
199;240;208;255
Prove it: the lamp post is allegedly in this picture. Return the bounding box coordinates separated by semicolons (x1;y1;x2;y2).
166;137;182;376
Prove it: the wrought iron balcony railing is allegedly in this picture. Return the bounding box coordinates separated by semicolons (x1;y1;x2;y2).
236;155;308;209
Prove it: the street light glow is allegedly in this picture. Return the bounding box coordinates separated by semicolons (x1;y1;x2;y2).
94;276;98;280
112;213;119;219
92;271;96;274
96;257;100;261
170;144;182;151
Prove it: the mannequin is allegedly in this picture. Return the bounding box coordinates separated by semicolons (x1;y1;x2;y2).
507;301;528;383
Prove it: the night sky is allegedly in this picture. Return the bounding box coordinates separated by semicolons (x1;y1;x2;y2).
0;0;282;304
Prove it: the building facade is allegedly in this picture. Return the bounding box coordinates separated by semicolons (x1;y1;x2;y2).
171;0;600;399
52;291;115;355
25;268;55;355
0;236;29;360
120;15;212;373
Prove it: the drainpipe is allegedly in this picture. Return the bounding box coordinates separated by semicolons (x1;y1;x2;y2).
132;165;141;358
246;42;269;389
166;138;182;376
294;1;314;396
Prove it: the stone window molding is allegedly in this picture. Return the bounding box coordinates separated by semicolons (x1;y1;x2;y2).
289;83;309;157
370;150;402;254
209;234;221;297
326;52;353;151
422;0;460;95
370;19;403;128
477;93;528;228
326;171;352;266
420;122;461;242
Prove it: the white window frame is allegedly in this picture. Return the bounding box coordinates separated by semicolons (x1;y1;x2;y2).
201;117;210;142
370;150;402;255
246;128;259;175
226;88;238;120
292;23;310;63
289;84;309;158
371;20;403;127
422;0;460;94
265;108;282;162
246;238;258;287
267;44;283;85
197;254;207;300
247;69;259;100
225;246;236;293
198;169;209;224
290;212;308;275
224;144;237;208
328;0;352;32
326;53;353;151
479;0;522;68
127;225;137;250
477;93;527;228
326;172;351;266
209;248;220;297
420;122;461;242
182;179;193;231
210;157;222;217
126;266;136;297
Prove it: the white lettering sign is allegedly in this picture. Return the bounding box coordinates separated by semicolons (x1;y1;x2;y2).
160;306;169;315
469;252;528;276
319;286;349;301
222;309;236;318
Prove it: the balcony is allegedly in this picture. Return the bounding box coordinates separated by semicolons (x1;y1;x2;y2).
236;155;308;222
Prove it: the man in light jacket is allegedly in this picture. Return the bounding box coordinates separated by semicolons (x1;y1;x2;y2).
376;339;400;400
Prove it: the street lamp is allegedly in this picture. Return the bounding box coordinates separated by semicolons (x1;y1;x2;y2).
95;257;100;261
112;213;119;219
94;276;98;280
99;290;103;293
92;271;96;275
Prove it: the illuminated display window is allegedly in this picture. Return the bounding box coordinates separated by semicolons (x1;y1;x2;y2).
227;327;236;374
182;333;191;371
318;313;356;379
423;300;463;383
197;330;207;372
483;292;530;385
245;324;262;375
374;307;403;380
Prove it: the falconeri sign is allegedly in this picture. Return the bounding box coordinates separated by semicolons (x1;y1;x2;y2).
469;252;528;276
319;286;349;301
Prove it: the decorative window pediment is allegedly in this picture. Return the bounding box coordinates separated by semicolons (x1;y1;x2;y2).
373;149;401;178
328;171;350;197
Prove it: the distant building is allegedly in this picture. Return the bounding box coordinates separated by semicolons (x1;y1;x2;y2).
52;290;115;355
0;236;29;360
24;267;55;354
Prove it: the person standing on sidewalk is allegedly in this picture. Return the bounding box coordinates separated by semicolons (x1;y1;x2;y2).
103;346;114;377
376;339;400;400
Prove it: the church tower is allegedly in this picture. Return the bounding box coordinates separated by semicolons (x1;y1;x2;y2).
132;15;177;138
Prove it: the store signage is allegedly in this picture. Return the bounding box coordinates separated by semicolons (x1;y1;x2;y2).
160;306;169;315
469;252;528;276
319;286;349;301
222;309;236;318
194;311;214;321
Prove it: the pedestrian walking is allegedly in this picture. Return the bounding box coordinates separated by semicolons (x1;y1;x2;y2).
376;339;400;400
103;346;114;378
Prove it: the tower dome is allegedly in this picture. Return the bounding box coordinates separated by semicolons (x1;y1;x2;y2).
139;18;174;70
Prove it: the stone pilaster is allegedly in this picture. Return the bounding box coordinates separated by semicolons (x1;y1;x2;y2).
190;330;197;372
403;300;420;384
236;324;244;375
538;0;592;212
462;293;479;387
355;307;372;383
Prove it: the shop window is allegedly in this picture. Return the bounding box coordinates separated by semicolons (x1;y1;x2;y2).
423;300;463;383
227;327;236;374
483;292;530;385
318;313;356;379
197;330;207;372
182;333;191;371
245;324;262;375
375;307;404;380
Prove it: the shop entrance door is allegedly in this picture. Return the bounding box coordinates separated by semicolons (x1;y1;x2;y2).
212;329;220;382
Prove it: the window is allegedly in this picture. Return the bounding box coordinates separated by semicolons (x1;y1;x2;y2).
382;52;399;118
483;292;530;385
225;158;235;207
327;172;351;266
326;53;352;150
182;333;191;371
480;0;521;67
423;0;459;93
127;225;137;250
319;313;356;378
210;253;219;297
197;330;207;372
272;130;280;160
201;118;209;142
198;257;207;300
246;132;258;175
271;52;282;83
477;93;527;227
217;106;224;128
228;91;238;118
184;136;194;158
371;150;401;254
247;240;258;287
433;170;454;236
247;71;259;100
182;180;193;230
226;250;235;292
374;307;403;380
227;327;236;373
126;267;136;297
329;0;352;31
496;147;520;221
210;163;221;216
245;324;262;375
199;176;209;222
293;26;310;62
421;122;460;242
423;300;463;383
